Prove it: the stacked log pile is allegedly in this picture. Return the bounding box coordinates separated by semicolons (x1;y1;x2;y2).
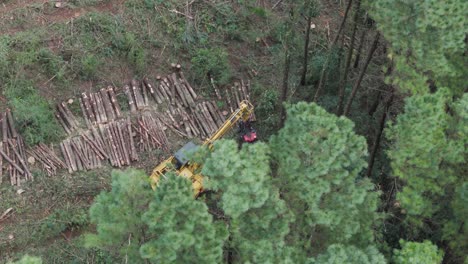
125;80;149;112
80;87;122;128
134;112;170;153
0;109;32;186
1;66;255;180
143;71;197;108
28;144;66;176
60;118;139;172
55;101;80;134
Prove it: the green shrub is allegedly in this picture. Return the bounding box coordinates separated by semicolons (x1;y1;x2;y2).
4;80;63;145
80;54;100;80
36;48;66;81
39;208;88;239
191;47;231;85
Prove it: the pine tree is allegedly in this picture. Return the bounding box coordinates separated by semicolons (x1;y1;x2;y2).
270;102;383;252
368;0;467;94
140;173;227;264
86;169;227;263
85;169;153;262
386;91;467;260
202;141;295;263
308;244;386;264
393;240;443;264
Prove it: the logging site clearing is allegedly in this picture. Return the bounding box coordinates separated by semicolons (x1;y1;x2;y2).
1;0;466;263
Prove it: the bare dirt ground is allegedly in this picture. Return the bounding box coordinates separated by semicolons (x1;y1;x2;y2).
0;0;124;35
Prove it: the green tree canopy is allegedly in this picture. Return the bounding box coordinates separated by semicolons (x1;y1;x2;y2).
386;91;467;260
367;0;467;94
270;102;382;250
393;240;443;264
202;141;295;263
85;169;154;262
140;173;227;263
308;244;386;264
86;169;227;263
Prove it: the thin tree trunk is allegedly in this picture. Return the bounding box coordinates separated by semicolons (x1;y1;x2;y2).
353;29;367;68
313;0;353;101
331;0;354;47
279;49;291;127
368;90;382;116
300;15;312;85
343;31;380;116
367;90;393;177
337;0;361;115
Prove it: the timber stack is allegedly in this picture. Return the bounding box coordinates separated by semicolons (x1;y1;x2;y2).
80;87;122;128
135;112;170;153
60;118;139;172
55;101;80;134
28;144;66;176
0;109;32;186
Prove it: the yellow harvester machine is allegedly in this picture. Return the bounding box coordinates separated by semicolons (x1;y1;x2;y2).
149;100;255;195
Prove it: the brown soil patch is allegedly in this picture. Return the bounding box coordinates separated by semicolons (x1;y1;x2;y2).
1;0;125;35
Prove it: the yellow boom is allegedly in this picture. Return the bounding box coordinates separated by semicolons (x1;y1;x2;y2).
149;100;254;195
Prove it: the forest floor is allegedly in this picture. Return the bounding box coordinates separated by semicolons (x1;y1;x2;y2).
0;0;361;262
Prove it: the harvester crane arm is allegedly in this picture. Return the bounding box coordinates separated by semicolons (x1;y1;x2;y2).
149;100;254;195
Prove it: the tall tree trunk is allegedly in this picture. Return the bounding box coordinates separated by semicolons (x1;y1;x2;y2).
279;48;291;127
343;31;380;116
300;15;312;86
336;0;361;115
367;89;393;178
331;0;354;47
368;90;382;116
353;29;367;68
313;0;353;102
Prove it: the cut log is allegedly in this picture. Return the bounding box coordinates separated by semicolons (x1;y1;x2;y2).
61;102;79;128
82;93;96;124
79;98;92;128
96;92;108;123
106;124;121;167
164;77;176;105
131;80;145;110
171;73;189;107
7;140;30;179
100;88;115;121
6;109;17;138
141;81;149;106
55;112;72;135
179;72;197;99
107;86;122;118
88;93;100;124
124;85;137;113
207;101;224;127
143;78;162;104
127;117;138;161
82;133;107;160
59;142;72;173
2;113;8;142
116;122;130;165
0;148;24;175
64;140;77;172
